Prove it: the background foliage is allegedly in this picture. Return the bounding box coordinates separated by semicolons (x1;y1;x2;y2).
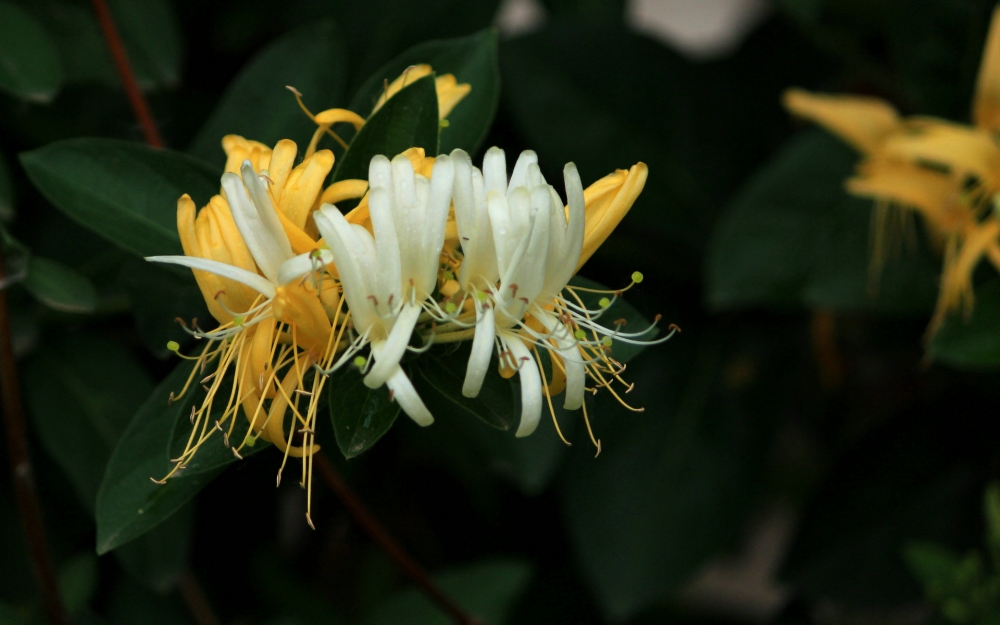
2;0;1000;624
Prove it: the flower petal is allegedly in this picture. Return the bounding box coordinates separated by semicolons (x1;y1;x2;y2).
146;255;276;299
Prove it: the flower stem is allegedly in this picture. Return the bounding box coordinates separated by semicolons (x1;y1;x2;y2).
315;452;481;625
0;253;68;625
90;0;165;148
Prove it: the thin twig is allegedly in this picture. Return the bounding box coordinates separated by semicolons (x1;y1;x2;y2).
177;569;221;625
315;453;481;625
0;254;68;625
90;0;165;148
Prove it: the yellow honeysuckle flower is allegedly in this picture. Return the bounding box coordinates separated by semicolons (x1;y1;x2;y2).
782;3;1000;333
372;64;472;119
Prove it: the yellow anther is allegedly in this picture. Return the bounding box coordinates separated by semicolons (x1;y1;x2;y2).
602;336;613;346
233;315;245;326
444;301;457;313
574;329;587;340
631;271;644;284
245;435;257;447
598;297;611;308
476;291;488;301
167;341;180;352
353;355;367;368
440;119;450;128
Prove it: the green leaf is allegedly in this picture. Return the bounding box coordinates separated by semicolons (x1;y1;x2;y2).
22;256;97;313
411;343;519;432
23;335;193;590
118;259;209;357
332;74;440;183
0;150;15;222
0;2;62;103
362;559;532;625
904;542;963;587
106;0;182;89
349;29;500;155
188;20;347;165
562;334;774;620
96;362;225;553
14;0;180;92
20;139;219;258
929;277;1000;368
328;364;401;459
707;130;940;313
57;553;99;617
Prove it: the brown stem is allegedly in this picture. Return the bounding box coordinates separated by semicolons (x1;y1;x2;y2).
315;453;481;625
90;0;165;148
0;254;68;625
177;569;221;625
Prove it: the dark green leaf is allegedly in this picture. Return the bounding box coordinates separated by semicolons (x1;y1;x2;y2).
782;400;989;605
0;2;62;103
96;363;225;553
20;139;219;258
362;559;532;625
23;335;192;590
562;334;774;620
22;256;96;313
929;277;1000;368
0;150;14;221
106;0;182;89
328;364;401;459
332;74;440;182
411;343;519;432
349;29;500;155
188;20;347;165
118;258;210;357
14;0;180;91
904;542;963;587
707;130;939;313
58;553;98;617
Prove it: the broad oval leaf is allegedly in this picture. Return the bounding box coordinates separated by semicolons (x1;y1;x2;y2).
332;73;440;183
188;20;347;165
96;363;223;553
22;256;97;313
20;139;219;258
0;2;62;103
706;130;939;313
118;259;210;357
929;277;1000;368
411;343;518;431
328;365;400;459
349;28;500;155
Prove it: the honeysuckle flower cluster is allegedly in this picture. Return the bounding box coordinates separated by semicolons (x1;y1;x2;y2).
146;67;671;526
784;5;1000;335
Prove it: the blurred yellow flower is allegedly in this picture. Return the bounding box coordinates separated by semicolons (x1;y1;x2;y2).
783;4;1000;334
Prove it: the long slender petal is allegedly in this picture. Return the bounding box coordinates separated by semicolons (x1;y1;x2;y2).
505;332;542;437
364;303;422;388
384;362;434;426
146;255;276;299
463;302;496;397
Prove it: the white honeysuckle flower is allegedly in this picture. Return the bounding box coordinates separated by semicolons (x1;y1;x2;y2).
147;159;331;330
447;147;668;440
313;152;456;426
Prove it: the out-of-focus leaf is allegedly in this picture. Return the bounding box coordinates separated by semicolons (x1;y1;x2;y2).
106;0;182;89
96;363;225;553
58;553;98;617
22;256;96;313
502;22;733;275
332;74;439;182
328;365;400;459
15;0;180;91
350;29;500;155
929;277;1000;368
0;3;62;103
23;335;192;590
107;577;189;625
904;542;963;587
707;130;939;313
362;559;532;625
24;335;154;512
0;151;14;222
562;334;775;620
782;398;991;605
118;259;210;357
411;343;518;432
188;20;347;165
20;139;219;258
